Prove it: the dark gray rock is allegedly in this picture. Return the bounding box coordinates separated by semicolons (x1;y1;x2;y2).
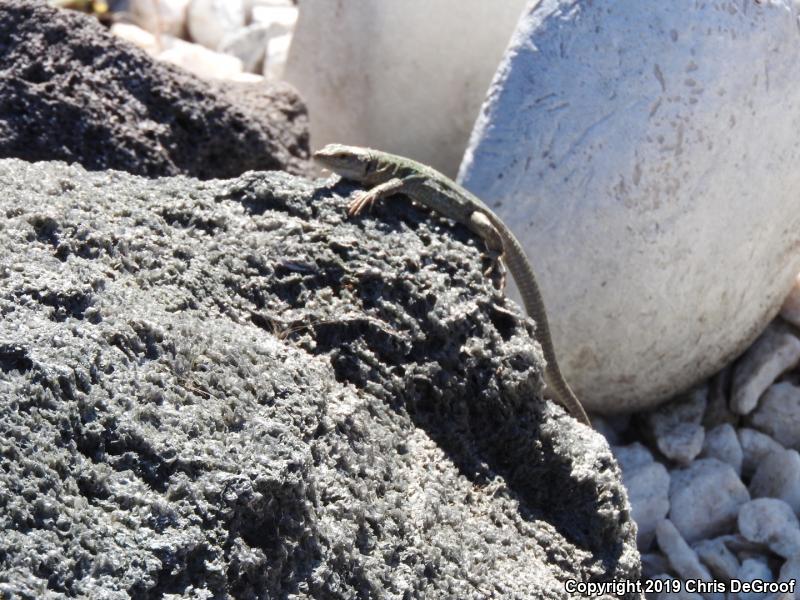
0;1;309;179
0;159;640;598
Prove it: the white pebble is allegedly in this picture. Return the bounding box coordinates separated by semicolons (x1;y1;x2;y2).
641;552;671;580
263;33;292;80
660;423;706;467
157;36;244;80
656;519;723;600
614;443;670;550
749;448;800;514
739;428;787;480
747;382;800;450
646;386;707;465
714;534;768;559
249;0;294;6
592;414;625;446
693;537;741;582
111;22;161;56
701;424;743;476
738;499;800;559
731;323;800;416
130;0;190;38
187;0;246;50
670;459;750;543
736;558;774;600
229;72;264;83
250;5;298;30
218;23;274;73
614;442;658;472
770;555;800;600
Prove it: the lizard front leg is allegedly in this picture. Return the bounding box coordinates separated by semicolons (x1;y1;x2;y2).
348;178;407;216
469;211;507;290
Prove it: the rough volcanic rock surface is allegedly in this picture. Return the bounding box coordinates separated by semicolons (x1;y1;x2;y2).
0;1;310;179
0;159;639;598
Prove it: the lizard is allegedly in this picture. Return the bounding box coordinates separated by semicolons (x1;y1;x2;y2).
314;144;591;427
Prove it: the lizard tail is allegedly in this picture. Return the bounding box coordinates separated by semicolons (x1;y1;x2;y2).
499;229;591;426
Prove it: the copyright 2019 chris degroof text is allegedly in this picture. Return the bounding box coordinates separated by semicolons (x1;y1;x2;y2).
565;578;796;597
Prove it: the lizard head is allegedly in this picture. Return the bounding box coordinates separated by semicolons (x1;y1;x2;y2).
313;144;375;181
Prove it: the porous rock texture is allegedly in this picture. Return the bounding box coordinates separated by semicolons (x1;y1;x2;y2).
0;159;640;598
0;1;309;178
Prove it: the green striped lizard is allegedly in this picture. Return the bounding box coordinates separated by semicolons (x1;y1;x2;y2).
314;144;590;427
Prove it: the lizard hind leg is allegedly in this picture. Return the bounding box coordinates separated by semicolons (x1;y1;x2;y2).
486;257;507;291
469;211;507;290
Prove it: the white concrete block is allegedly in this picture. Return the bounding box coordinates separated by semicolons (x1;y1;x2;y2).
284;0;529;177
459;0;800;413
